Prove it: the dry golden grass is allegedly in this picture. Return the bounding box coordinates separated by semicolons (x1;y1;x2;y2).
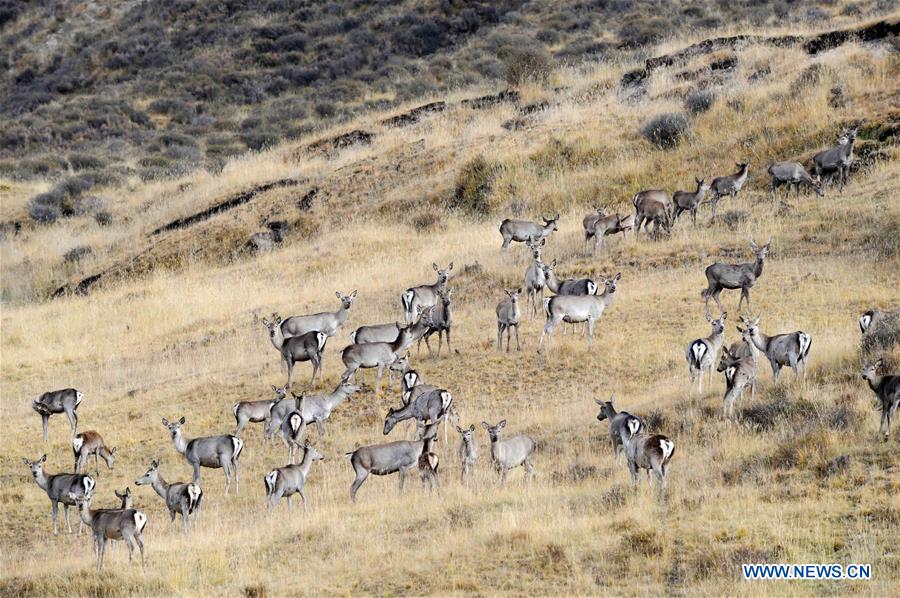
2;29;900;596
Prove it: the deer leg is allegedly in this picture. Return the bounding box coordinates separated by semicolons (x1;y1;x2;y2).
515;324;521;351
298;489;308;514
135;533;145;568
627;460;639;487
497;323;502;351
445;328;451;355
771;361;781;385
94;451;100;475
51;501;60;535
41;415;49;442
285;358;294;389
398;468;406;493
98;537;107;572
181;504;190;532
376;365;384;393
124;534;134;565
587;318;596;349
192;462;201;484
524;457;534;482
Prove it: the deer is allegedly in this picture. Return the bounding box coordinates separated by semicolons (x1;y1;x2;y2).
496;288;522;352
135;459;203;533
265;442;325;512
701;237;770;316
685;312;728;394
262;316;327;387
32;388;83;441
813;127;857;192
280;410;308;464
232;391;282;440
276;291;357;338
499;214;559;251
383;389;453;436
71;492;147;572
23;454;94;534
523;238;547;319
741;315;812;384
401;262;452;324
73;431;117;475
673;178;710;227
419;289;453;357
346;419;442;501
482;420;536;483
292;381;359;438
860;359;900;441
767;162;823;205
349;307;430;345
619;416;675;491
538;273;620;353
542;260;598;296
595;397;643;464
261;385;295;445
162;417;244;494
632;190;673;238
709;162;750;222
717;343;759;418
455;424;478;483
115;488;133;509
583;207;632;252
341;323;416;392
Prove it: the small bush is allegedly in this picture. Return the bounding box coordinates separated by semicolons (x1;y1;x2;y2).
28;202;60;224
63;246;93;263
274;33;309;53
68;153;106;170
451;155;500;216
95;211;113;226
505;47;553;86
640;113;690;149
685;90;716;115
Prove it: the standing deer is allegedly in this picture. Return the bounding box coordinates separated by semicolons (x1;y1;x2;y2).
595;397;642;464
482;420;536;483
741;315;812;384
162;417;244;494
276;291;357;338
420;289;453;357
293;381;359;438
455;424;478;482
499;214;559;250
401;262;452;324
860;359;900;441
262;316;327;387
685;312;728;394
233;394;279;440
383;389;453;436
262;385;294;444
71;492;147;571
73;431;117;475
717;343;759;418
349;308;429;345
341;323;415;391
23;454;94;534
538;273;620;353
813;128;857;192
709;162;750;222
32;388;83;441
135;459;203;533
767;162;823;205
701;237;771;316
619;416;675;491
496;288;522;351
583;208;632;251
264;442;325;512
632;190;673;238
542;260;598;296
673;178;710;227
523;238;547;319
280;410;308;464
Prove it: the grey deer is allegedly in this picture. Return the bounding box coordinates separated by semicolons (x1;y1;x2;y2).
860;359;900;441
73;430;117;474
595;397;643;464
717;329;759;418
341;323;416;391
767;162;823;205
346;419;442;501
632;190;673;238
482;420;536;483
263;316;327;386
523;238;547;319
277;291;357;338
685;312;728;394
496;288;521;352
583;207;632;252
162;416;244;494
499;214;559;251
673;178;710;227
232;386;285;440
294;381;359;438
701;237;770;316
383;388;453;436
741;315;812;384
260;385;293;445
72;492;147;572
348;307;429;345
813;127;857;192
32;388;83;441
401;262;452;324
619;416;675;491
135;459;203;533
542;260;598;296
709;162;750;222
264;442;325;512
279;409;308;464
420;289;453;357
455;424;478;482
538;273;620;353
23;454;94;534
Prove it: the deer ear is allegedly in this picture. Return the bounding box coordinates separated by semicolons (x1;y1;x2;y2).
21;457;29;465
721;311;727;320
162;418;169;426
178;416;185;425
448;262;453;270
540;238;545;246
351;290;357;298
468;424;475;432
706;313;712;322
498;420;507;429
481;421;490;429
151;459;159;468
335;291;342;298
432;263;438;271
40;454;47;463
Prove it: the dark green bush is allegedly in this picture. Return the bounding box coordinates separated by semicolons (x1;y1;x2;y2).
451;155;500;216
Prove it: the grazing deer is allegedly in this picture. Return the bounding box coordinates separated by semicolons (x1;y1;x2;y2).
23;454;94;534
263;317;327;387
860;359;900;441
280;410;308;464
685;312;728;394
162;417;244;494
523;238;547;319
709;162;750;222
73;431;117;475
265;442;325;512
633;190;673;238
595;397;642;464
619;416;675;491
293;382;359;438
583;208;632;251
32;388;83;441
717;340;759;418
420;289;453;357
401;262;452;324
482;420;536;483
277;291;357;338
346;420;442;501
813;128;857;192
499;214;559;250
767;162;823;205
538;273;620;353
71;492;147;571
701;237;770;316
741;315;812;384
135;460;203;533
341;323;415;391
383;389;452;436
455;424;478;482
673;178;710;227
496;288;522;351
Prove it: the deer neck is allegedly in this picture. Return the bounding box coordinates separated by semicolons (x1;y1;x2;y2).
149;473;170;500
545;271;560;293
490;437;502;461
325;391;345;412
865;374;884;393
335;304;350;326
171;430;188;455
99;448;114;468
748;330;769;353
709;328;725;350
298;451;314;478
753;256;765;278
76;503;94;526
33;468;50;491
269;328;286;351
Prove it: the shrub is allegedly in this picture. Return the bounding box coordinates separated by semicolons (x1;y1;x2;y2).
63;246;93;263
94;211;113;226
618;16;669;48
685;90;716;115
274;33;309;53
640;113;691;149
67;153;106;170
28;202;60;224
505;47;553;86
451;155;500;216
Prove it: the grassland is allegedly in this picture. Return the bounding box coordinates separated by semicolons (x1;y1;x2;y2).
2;18;900;596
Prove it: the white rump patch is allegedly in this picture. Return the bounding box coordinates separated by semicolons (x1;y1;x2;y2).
75;391;84;406
134;511;147;533
72;435;85;453
232;403;240;416
627;418;641;436
232;437;244;460
659;439;675;461
83;476;96;495
586;280;598;296
265;471;278;494
798;332;811;357
691;341;707;366
290;413;303;434
427;454;439;470
404;371;418;389
188;483;202;503
440;391;452;412
726;367;736;383
402;290;414;312
859;314;871;333
316;332;327;351
349;330;357;344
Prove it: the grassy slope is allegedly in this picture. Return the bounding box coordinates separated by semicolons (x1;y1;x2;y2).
2;27;900;596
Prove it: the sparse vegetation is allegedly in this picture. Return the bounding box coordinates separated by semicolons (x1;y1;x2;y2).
641;112;692;149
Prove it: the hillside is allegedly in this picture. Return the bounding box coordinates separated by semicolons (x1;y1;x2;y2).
2;9;900;598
